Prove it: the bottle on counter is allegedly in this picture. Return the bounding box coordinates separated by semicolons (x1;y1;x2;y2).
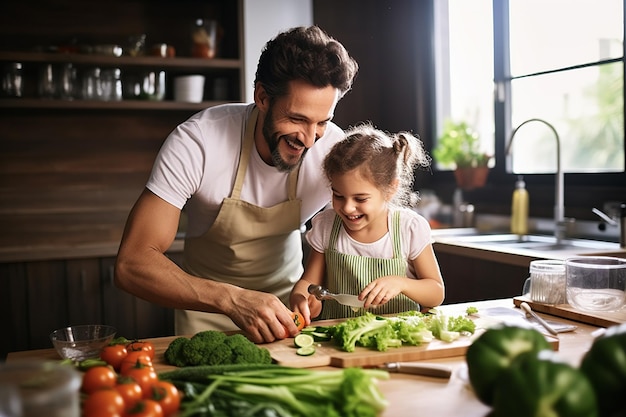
511;175;529;235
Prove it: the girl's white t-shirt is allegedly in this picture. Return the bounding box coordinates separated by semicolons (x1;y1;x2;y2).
306;207;434;279
146;103;344;238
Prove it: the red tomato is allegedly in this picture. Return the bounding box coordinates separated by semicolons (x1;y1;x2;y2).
81;366;117;394
127;341;155;361
148;381;181;416
120;351;153;375
82;388;125;417
114;379;143;412
125;366;159;397
127;399;164;417
100;344;128;371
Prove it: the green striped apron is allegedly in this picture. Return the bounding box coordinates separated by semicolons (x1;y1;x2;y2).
320;210;420;320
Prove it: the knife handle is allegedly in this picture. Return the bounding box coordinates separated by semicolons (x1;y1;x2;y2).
387;362;452;379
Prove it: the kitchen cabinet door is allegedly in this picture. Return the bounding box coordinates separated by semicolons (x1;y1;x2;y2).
0;262;28;360
436;250;529;304
66;258;102;325
24;260;69;351
100;256;175;340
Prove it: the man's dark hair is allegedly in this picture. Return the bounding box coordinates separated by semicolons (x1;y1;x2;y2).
254;26;358;99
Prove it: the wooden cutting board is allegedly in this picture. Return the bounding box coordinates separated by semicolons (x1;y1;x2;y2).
266;318;560;368
513;296;626;328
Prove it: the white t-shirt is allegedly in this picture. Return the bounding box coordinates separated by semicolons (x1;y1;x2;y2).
146;103;345;238
306;207;434;278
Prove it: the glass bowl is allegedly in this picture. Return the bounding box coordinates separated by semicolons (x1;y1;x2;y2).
49;325;117;361
566;256;626;312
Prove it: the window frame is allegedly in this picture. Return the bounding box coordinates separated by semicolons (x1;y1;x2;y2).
491;0;626;188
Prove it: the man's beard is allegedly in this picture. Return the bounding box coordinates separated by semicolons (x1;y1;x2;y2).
262;109;308;172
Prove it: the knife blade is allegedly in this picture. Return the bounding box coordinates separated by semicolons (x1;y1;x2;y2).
331;293;365;308
377;362;452;379
307;285;365;308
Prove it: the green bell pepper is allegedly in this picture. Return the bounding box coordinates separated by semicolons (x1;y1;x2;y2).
580;322;626;417
491;350;598;417
466;325;552;405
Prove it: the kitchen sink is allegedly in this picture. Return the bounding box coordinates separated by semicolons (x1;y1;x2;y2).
432;229;623;257
445;233;616;250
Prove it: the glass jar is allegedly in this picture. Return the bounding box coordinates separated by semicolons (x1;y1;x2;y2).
100;68;122;101
1;62;23;97
191;18;218;58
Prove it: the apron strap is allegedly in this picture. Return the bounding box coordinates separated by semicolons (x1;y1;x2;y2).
231;107;258;200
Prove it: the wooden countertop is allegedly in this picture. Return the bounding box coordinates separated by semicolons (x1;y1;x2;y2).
6;298;603;417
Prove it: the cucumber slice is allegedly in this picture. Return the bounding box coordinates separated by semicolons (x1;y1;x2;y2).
296;346;316;356
301;326;318;333
294;333;315;348
310;331;332;342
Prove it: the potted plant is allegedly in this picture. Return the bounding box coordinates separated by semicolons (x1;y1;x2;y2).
433;120;492;190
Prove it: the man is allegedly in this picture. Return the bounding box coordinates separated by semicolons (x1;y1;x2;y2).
114;26;358;343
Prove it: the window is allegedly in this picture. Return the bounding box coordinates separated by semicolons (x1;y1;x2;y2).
436;0;625;174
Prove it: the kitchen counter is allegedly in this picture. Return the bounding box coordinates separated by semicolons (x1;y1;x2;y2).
6;298;604;417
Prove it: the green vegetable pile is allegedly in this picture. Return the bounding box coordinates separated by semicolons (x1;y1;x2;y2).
466;322;626;417
159;363;389;417
304;309;476;353
164;331;272;367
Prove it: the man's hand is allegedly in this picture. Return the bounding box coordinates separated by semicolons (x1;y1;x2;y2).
227;288;299;343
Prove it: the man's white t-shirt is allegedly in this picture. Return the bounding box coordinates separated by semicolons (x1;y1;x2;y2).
146;103;345;238
306;207;434;279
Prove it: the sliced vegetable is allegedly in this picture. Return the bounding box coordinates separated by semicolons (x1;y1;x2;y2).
294;333;315;348
296;346;316;356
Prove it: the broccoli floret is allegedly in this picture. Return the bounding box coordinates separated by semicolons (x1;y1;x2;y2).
224;334;272;365
181;330;229;366
163;337;190;367
331;313;391;352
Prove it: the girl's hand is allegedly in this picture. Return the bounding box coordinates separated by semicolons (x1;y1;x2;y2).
307;294;322;319
360;276;405;308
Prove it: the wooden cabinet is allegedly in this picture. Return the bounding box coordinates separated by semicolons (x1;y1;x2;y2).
434;244;531;305
0;0;242;359
0;251;182;360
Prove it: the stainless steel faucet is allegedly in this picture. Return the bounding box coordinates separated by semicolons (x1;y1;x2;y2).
506;118;567;243
593;204;626;248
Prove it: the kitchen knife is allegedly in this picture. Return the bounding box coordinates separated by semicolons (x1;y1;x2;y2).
307;284;365;308
376;362;453;379
329;293;365;308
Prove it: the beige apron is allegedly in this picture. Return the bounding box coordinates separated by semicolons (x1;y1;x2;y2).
320;210;420;319
176;107;303;334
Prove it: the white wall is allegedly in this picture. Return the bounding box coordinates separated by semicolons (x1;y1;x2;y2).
243;0;313;103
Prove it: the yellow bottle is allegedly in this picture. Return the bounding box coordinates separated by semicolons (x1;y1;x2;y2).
511;175;529;235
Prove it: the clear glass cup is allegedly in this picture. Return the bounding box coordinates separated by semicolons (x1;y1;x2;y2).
1;62;23;97
566;256;626;312
58;63;77;100
81;67;102;100
522;259;567;304
38;63;57;98
100;68;122;101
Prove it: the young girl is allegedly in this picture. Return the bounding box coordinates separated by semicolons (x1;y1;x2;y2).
290;123;445;322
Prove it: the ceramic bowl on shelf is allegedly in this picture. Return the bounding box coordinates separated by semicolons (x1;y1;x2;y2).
566;256;626;312
49;324;117;361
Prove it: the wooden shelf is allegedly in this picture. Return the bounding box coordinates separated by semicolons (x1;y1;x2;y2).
0;98;230;111
0;51;242;70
